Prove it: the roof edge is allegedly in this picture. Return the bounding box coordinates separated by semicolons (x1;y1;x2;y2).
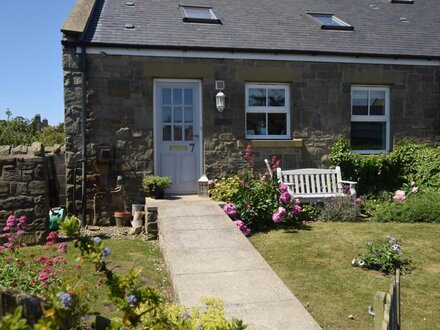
61;0;98;35
61;40;440;62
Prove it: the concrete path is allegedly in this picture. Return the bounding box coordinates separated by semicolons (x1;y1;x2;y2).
148;195;321;330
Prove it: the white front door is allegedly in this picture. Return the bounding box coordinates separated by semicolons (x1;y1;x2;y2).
154;81;202;194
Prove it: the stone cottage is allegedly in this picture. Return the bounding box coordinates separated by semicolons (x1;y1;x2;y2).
62;0;440;221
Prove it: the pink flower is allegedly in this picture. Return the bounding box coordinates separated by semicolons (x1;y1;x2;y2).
233;220;251;236
57;243;68;253
272;212;282;223
2;226;10;232
241;226;251;237
293;205;302;215
208;179;214;186
279;191;291;204
223;203;238;218
279;184;288;192
234;220;245;228
75;264;82;270
411;186;419;193
3;243;13;249
16;230;25;236
38;272;49;282
18;216;27;224
246;204;252;209
6;215;17;227
1;233;10;238
294;198;300;205
393;190;406;202
278;207;286;218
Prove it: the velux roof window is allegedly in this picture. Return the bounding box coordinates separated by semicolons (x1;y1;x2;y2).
391;0;414;3
308;13;354;31
180;5;221;24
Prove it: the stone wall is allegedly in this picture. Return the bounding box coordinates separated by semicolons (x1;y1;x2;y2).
0;286;42;325
0;143;65;233
62;44;440;220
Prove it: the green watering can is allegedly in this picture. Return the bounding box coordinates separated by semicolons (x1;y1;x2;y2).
49;207;67;230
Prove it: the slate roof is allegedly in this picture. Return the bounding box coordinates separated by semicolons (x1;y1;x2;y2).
80;0;440;59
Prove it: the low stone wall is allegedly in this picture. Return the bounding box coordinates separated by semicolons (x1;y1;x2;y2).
0;143;66;235
0;286;42;325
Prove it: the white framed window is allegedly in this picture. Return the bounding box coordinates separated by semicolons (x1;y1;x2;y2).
308;13;354;31
179;5;221;24
245;84;291;139
351;86;390;154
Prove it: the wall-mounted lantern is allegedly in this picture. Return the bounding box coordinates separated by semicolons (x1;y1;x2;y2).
215;80;225;112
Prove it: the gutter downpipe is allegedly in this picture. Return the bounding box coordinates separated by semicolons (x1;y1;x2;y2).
80;45;87;227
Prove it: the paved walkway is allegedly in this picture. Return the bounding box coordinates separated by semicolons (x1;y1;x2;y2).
148;195;321;330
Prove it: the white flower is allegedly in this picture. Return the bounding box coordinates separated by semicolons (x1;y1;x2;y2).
358;260;366;267
351;258;357;266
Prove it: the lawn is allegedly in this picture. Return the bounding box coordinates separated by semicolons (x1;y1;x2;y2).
21;238;171;319
250;222;440;330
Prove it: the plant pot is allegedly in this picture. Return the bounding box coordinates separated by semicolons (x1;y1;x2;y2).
114;212;131;227
152;187;165;199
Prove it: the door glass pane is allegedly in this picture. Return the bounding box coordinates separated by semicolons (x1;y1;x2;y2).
248;88;266;106
184;125;193;141
247;113;266;136
174;107;182;123
184;89;193;105
268;113;287;135
173;88;182;105
174;125;183;141
162;106;171;123
352;90;368;115
163;125;171;141
184;107;193;123
351;122;386;150
268;89;285;106
162;88;171;105
370;91;386;115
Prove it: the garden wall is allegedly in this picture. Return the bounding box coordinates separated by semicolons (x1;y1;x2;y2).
0;285;42;325
0;143;66;235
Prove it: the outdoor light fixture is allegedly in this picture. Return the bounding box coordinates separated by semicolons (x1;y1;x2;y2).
215;80;225;112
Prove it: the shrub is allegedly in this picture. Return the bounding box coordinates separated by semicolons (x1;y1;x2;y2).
373;190;440;223
352;236;411;274
35;124;65;146
209;176;241;202
318;197;359;222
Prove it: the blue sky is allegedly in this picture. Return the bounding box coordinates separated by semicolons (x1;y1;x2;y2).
0;1;76;125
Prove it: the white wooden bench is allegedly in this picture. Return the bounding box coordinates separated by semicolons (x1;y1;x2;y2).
275;166;357;202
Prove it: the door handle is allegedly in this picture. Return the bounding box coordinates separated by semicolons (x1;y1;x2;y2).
189;143;195;152
191;135;199;138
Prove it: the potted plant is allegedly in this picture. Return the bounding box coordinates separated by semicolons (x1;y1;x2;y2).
113;211;132;226
142;175;172;199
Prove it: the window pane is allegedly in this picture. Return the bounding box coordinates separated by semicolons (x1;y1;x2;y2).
162;88;171;105
184;107;193;123
173;107;182;123
351;122;386;150
173;88;182;105
268;89;285;107
174;125;183;141
247;113;266;135
184;125;193;141
370;91;386;115
352;90;368;115
184;7;215;20
162;106;171;123
248;88;266;106
268;113;287;135
163;125;171;141
184;89;193;105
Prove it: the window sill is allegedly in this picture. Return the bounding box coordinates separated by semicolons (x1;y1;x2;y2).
249;139;303;148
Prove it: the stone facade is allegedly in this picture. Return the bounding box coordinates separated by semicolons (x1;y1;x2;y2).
63;43;440;221
0;143;65;234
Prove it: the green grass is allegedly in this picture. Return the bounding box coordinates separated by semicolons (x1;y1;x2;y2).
21;238;171;319
250;222;440;330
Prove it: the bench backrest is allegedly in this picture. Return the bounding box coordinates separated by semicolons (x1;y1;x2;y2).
276;166;343;195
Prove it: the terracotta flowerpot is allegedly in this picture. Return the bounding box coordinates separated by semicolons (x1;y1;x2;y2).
114;212;132;226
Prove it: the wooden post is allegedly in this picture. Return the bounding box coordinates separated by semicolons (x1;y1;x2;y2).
374;291;386;330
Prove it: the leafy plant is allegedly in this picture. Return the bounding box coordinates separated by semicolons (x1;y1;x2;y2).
0;306;32;330
373;190;440;223
58;215;81;238
352;236;411;274
142;175;172;193
318;197;359;222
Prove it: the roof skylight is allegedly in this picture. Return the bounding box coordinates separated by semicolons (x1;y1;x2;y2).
308;13;354;31
180;5;221;24
391;0;414;3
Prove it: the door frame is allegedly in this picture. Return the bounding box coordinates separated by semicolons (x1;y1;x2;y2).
153;79;204;186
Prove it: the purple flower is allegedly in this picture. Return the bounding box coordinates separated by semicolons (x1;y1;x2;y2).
103;247;111;257
181;311;190;319
279;191;292;204
233;220;245;228
223;203;238;218
234;220;251;236
127;294;137;305
292;205;302;215
272;207;286;223
93;237;101;245
279;184;288;192
57;292;72;308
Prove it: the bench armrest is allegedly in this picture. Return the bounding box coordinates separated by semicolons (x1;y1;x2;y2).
340;180;357;185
